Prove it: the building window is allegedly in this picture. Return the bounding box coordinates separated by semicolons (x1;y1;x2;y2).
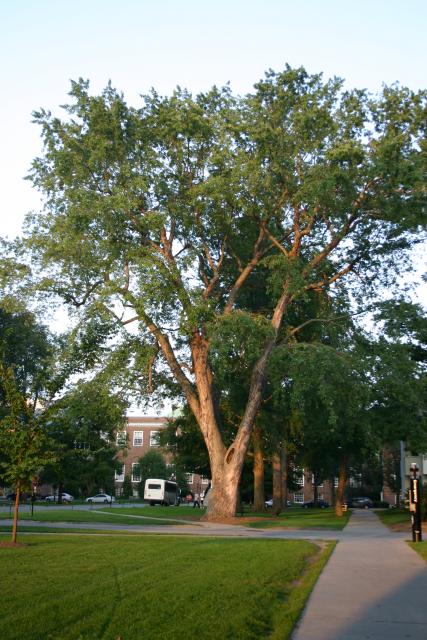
186;473;194;484
349;474;362;488
116;431;127;446
295;469;304;487
311;474;323;487
115;464;125;482
150;431;160;447
133;431;143;446
334;477;339;487
293;491;304;504
201;476;209;485
132;463;141;483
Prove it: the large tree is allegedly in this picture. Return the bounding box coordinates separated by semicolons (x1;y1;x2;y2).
14;66;426;519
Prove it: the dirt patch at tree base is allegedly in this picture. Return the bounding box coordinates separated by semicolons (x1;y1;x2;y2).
0;541;28;548
388;523;411;532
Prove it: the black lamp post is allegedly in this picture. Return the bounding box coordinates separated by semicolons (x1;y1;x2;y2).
409;463;423;542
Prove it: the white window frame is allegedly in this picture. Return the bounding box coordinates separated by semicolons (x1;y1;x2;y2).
296;469;305;487
132;463;141;483
186;473;194;484
116;431;127;446
133;431;143;446
150;431;160;447
201;476;209;485
311;474;323;487
293;490;304;504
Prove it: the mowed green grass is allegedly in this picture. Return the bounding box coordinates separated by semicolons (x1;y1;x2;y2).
248;507;350;530
410;541;427;561
0;506;349;530
0;534;334;640
0;508;186;527
375;509;411;529
98;505;205;521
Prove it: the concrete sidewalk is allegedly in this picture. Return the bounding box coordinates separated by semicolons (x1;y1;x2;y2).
292;509;427;640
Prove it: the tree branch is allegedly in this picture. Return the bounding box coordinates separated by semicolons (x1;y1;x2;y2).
224;228;270;314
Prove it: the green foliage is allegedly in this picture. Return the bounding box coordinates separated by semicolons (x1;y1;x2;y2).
0;363;56;492
0;307;53;407
369;301;427;449
0;308;57;502
158;409;211;476
121;474;133;499
16;66;425;402
40;378;127;497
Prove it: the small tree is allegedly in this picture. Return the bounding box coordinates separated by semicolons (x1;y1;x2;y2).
121;474;133;499
0;363;56;544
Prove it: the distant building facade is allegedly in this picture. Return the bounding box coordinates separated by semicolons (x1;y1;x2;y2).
114;416;209;497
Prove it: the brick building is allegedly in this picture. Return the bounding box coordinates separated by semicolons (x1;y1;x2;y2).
114;416;209;497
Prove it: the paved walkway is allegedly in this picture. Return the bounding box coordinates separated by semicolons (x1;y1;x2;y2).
292;509;427;640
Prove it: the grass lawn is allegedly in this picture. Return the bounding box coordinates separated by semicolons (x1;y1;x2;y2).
247;507;350;530
0;506;349;531
410;541;427;561
0;534;334;640
0;509;186;527
98;505;205;521
375;509;412;531
0;526;148;534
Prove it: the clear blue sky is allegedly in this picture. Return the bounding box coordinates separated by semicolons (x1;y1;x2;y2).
1;0;426;266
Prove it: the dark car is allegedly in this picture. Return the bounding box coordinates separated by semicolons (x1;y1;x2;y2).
347;496;373;509
301;500;329;509
6;492;31;502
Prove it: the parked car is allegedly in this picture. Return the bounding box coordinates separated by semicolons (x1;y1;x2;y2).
85;493;115;504
6;492;31;502
301;500;330;509
347;496;373;509
265;498;292;508
45;492;74;503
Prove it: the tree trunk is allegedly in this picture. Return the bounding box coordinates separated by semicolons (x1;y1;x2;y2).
191;293;290;521
252;425;265;512
281;444;288;509
335;457;347;517
272;451;282;515
12;481;21;544
205;459;241;520
313;477;318;505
